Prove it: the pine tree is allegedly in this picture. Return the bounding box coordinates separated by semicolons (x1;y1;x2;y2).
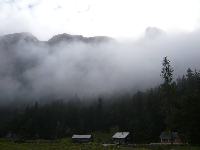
160;56;177;147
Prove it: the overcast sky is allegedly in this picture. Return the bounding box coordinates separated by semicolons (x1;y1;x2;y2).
1;0;200;40
1;0;200;103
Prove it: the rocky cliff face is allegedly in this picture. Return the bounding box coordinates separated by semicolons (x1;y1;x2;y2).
0;32;39;45
47;33;114;45
0;32;114;104
0;32;114;46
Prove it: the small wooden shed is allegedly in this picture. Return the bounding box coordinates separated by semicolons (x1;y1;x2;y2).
159;132;181;143
71;135;93;142
112;132;130;144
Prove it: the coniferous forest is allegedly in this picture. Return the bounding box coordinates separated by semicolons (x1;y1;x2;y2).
0;56;200;144
1;1;200;149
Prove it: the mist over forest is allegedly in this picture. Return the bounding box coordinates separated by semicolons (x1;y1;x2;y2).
1;0;200;145
0;27;200;105
1;27;200;144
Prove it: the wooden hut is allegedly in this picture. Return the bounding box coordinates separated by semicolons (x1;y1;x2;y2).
112;132;130;144
159;132;181;143
71;135;93;142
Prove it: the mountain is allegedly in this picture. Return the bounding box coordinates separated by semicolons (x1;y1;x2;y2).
0;32;114;46
0;32;39;45
0;32;114;105
145;27;165;39
47;33;114;45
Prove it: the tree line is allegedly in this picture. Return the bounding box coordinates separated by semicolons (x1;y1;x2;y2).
0;57;200;144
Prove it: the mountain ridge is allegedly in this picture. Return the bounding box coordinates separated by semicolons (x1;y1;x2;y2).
0;32;114;45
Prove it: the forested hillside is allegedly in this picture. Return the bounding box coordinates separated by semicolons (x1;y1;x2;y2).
0;65;199;144
1;0;200;148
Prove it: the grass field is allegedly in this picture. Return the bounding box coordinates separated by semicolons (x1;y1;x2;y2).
1;127;199;150
89;126;119;143
0;138;200;150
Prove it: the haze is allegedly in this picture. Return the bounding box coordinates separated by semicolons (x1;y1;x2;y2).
0;0;200;104
0;0;200;40
0;28;200;105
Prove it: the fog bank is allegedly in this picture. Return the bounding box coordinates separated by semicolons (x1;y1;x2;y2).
0;28;200;104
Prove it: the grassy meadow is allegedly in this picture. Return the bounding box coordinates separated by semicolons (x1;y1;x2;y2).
0;138;200;150
0;127;199;150
89;126;119;143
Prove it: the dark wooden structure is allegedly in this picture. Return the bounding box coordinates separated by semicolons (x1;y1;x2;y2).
112;132;130;144
71;135;93;142
159;132;181;143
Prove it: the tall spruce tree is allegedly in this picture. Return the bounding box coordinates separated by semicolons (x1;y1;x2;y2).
160;56;176;146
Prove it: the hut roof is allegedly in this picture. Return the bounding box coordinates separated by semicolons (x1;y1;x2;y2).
72;135;92;139
112;132;129;139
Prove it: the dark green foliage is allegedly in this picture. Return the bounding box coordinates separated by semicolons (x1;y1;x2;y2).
160;57;177;146
0;66;200;144
178;90;200;144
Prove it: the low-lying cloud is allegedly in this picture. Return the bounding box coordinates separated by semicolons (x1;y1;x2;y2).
0;28;200;104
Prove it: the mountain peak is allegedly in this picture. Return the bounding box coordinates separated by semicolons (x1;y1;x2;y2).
47;33;114;45
145;27;165;39
0;32;39;44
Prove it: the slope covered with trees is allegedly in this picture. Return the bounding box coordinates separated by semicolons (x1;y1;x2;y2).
0;57;200;144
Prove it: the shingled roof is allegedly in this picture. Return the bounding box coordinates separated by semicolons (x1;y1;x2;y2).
112;132;129;139
159;132;178;139
72;135;92;139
